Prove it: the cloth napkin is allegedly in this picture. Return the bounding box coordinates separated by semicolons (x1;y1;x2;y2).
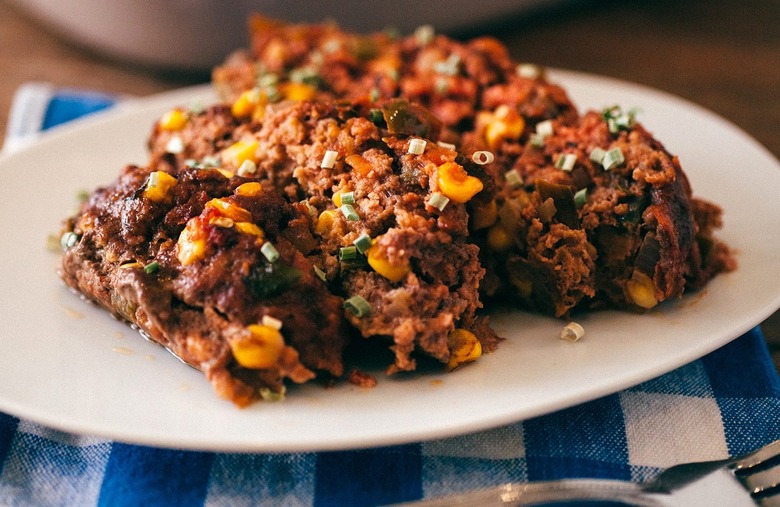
2;83;779;507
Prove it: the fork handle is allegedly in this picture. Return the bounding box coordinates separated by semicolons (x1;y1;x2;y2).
390;479;661;506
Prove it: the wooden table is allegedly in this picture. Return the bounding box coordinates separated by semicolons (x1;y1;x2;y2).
1;0;778;369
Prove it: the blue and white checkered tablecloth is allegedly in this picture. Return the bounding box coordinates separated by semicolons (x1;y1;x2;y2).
2;84;779;507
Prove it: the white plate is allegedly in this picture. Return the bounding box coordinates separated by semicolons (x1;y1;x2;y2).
1;70;779;452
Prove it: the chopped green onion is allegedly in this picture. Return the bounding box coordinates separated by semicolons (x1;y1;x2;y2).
529;133;546;148
259;386;286;402
505;169;523;189
344;295;371;317
147;171;160;188
340;191;356;205
76;189;90;203
202;156;221;168
434;77;449;94
257;73;279;88
165;136;184;154
428;192;450;211
560;321;585;342
238;159;257;176
143;261;160;274
414;24;435;46
433;54;461;76
574;188;588;209
321;150;338;169
437;141;457;151
313;265;327;282
261;315;283;330
60;231;79;250
187;101;205;115
589;147;607;165
340;204;359;221
536;120;554;138
602;148;625;171
289;66;321;86
184;159;200;168
261;242;280;263
471;150;495;165
339;246;358;261
555;153;577;172
353;233;373;254
369;87;380;102
408;138;427;155
516;63;541;79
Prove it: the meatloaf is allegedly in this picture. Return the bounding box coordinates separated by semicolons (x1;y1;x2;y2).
60;163;349;406
480;109;736;316
211;16;734;315
147;99;500;374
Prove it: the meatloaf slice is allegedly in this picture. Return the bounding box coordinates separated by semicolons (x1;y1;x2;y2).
60;163;348;406
480;109;734;316
148;99;499;374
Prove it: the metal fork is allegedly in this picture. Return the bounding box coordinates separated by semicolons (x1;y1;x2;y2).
390;438;780;506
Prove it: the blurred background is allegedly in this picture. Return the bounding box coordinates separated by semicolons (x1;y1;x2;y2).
0;0;778;367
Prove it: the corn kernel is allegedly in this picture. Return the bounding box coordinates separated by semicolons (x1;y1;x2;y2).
216;169;235;179
205;198;252;223
487;223;513;251
484;105;525;150
332;190;344;208
229;324;285;369
143;171;178;203
231;88;264;119
159;109;188;131
626;270;658;309
234;222;264;238
283;82;317;102
222;139;259;168
367;242;410;282
315;209;338;235
471;200;498;230
437;162;483;204
446;328;482;371
177;221;206;265
235;182;263;197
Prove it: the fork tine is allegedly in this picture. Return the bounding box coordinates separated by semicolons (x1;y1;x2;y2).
735;440;780;471
741;462;780;495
